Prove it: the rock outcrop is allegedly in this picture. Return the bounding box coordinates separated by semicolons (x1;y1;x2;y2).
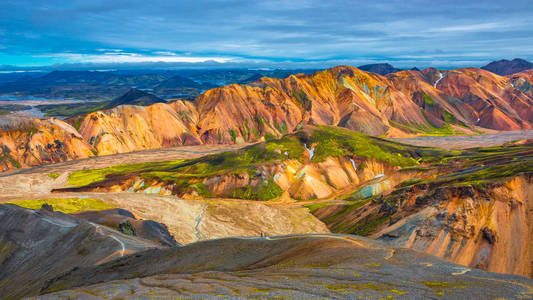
358;174;533;277
0;116;94;171
73;208;179;247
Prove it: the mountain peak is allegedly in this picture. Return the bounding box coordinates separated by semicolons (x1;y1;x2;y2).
481;58;533;75
107;88;165;108
357;63;400;75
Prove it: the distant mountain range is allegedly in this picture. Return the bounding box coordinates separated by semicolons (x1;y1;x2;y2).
36;88;164;118
359;59;533;76
0;59;532;101
0;69;316;100
107;88;165;107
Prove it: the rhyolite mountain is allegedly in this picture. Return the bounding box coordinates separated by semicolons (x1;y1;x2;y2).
482;58;533;75
357;63;401;75
1;65;533;170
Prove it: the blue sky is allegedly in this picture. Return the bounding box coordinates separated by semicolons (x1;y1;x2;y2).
1;0;533;70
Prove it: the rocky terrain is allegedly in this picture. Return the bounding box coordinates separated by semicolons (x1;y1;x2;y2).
1;201;531;299
0;203;161;299
0;116;94;170
35;234;533;299
309;137;533;277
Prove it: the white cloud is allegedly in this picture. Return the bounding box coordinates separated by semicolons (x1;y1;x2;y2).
426;22;505;33
33;52;233;64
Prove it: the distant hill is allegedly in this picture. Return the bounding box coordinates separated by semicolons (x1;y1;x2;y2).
481;58;533;75
107;88;165;107
154;75;201;89
0;71;168;99
357;63;400;75
0;72;45;84
238;73;264;84
37;88;164;118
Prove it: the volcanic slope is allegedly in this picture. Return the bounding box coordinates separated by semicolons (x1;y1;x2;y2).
34;234;533;299
56;125;452;202
79;65;533;154
309;139;533;277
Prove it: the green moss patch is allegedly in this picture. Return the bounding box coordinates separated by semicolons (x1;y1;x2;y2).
422;93;435;105
306;125;452;166
5;198;114;214
47;173;60;180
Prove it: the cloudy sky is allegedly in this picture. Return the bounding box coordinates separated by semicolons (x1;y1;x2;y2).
1;0;532;69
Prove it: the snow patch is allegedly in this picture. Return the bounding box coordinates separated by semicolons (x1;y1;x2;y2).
273;174;280;182
350;159;357;172
434;72;445;88
304;143;315;160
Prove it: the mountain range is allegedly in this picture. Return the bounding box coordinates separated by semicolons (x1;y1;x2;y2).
1;64;533;170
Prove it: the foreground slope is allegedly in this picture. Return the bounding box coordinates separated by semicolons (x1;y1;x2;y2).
37;234;533;299
0;204;160;299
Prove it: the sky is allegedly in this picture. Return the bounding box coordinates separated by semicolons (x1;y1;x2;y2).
1;0;533;70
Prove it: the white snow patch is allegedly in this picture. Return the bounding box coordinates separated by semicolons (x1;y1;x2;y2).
350;159;357;172
434;72;445;88
273;174;280;182
304;144;315;160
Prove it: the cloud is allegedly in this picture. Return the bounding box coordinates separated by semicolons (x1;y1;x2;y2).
34;52;233;64
0;0;532;68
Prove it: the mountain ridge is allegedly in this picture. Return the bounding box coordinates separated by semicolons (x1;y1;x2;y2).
1;64;533;171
